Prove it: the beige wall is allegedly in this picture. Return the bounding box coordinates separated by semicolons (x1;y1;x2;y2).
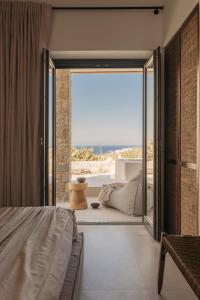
163;0;198;46
50;10;163;52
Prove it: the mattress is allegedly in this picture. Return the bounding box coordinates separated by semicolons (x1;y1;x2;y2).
59;233;84;300
0;207;82;300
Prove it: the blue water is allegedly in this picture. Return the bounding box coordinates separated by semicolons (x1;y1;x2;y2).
75;145;141;155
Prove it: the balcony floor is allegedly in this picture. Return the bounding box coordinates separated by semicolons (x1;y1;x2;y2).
57;197;142;225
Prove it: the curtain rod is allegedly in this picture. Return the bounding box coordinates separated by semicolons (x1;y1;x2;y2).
52;6;164;13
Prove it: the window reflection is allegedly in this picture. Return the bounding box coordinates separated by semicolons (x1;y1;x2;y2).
48;68;53;205
146;63;154;224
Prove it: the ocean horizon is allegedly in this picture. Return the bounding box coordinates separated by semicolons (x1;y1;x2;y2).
75;145;142;155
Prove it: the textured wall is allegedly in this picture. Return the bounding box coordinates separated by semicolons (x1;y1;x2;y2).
165;8;199;235
180;10;198;235
165;34;181;234
56;69;71;202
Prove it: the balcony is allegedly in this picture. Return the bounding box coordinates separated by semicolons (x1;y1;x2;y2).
63;146;143;224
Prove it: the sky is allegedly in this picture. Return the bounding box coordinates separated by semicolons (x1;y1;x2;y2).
71;72;144;146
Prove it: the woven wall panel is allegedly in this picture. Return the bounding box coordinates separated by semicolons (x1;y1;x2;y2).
164;8;199;235
165;34;181;234
165;164;180;234
181;11;198;163
165;35;180;160
180;10;198;235
181;167;198;235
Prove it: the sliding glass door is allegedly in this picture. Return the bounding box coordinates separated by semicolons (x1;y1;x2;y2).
143;49;164;240
43;50;56;206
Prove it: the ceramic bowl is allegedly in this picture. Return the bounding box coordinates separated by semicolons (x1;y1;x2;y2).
77;177;86;183
91;202;100;209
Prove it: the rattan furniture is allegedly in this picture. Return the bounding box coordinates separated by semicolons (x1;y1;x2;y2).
158;233;200;298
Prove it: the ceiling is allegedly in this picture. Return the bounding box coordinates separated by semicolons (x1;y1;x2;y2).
48;0;163;59
43;0;164;8
51;50;152;60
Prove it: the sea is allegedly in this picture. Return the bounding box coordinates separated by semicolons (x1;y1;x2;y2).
75;145;141;155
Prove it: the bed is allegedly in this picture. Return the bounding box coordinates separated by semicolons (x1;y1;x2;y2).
0;207;84;300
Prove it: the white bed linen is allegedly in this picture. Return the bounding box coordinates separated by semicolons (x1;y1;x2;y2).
0;207;76;300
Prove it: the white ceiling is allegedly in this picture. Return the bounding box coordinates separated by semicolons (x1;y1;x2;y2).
43;0;164;7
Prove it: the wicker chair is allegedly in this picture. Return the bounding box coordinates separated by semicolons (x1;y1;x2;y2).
158;233;200;298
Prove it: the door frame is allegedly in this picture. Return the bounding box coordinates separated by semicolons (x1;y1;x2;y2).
53;57;165;234
43;49;56;206
53;59;146;69
143;49;164;240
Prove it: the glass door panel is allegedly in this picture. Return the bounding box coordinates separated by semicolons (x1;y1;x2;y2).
48;62;56;205
146;58;154;226
144;56;155;234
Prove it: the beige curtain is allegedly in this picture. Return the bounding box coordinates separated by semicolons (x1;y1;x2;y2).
0;1;52;206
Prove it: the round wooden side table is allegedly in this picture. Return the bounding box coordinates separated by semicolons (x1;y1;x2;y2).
68;182;88;210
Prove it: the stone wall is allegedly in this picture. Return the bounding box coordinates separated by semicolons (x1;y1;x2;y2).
56;69;71;202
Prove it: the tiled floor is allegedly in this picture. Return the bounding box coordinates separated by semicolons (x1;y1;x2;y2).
57;197;142;224
78;225;197;300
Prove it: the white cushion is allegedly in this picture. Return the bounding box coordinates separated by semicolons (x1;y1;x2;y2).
106;174;141;215
134;181;143;216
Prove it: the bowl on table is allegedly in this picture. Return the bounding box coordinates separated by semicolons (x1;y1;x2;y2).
91;202;100;209
77;177;86;183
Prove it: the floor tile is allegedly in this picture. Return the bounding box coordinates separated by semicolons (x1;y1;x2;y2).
78;225;197;300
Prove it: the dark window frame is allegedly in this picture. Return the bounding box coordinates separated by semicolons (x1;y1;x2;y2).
53;59;146;69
